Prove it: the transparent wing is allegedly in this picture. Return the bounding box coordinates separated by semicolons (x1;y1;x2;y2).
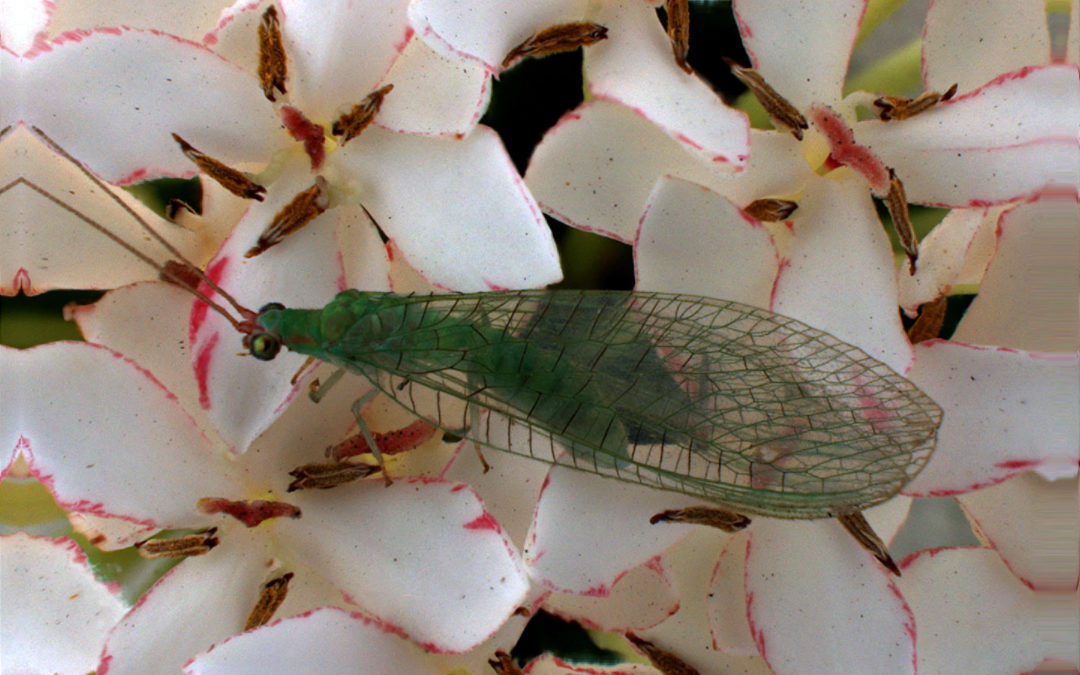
336;291;942;518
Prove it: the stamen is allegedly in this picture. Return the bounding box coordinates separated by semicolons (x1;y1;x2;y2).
649;506;751;532
837;511;901;576
907;295;948;344
884;168;919;274
488;651;523;675
287;461;382;491
502;22;609;69
258;5;288;101
725;58;808;140
197;497;302;527
135;528;219;559
244;572;294;631
245;177;330;257
875;83;957;121
332;84;394;144
744;198;798;222
666;0;691;73
626;632;701;675
172;133;267;201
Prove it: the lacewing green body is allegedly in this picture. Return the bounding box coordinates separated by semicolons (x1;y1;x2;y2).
253;289;942;519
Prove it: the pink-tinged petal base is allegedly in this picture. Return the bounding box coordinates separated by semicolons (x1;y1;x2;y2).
277;478;528;653
183;607;442;674
1;534;125;675
585;0;750;168
899;547;1078;673
1;343;236;527
957;472;1079;591
905;341;1079;495
856;64;1080;207
635;175;777;307
333;125;560;291
951;192;1080;352
922;0;1051;92
745;518;915;674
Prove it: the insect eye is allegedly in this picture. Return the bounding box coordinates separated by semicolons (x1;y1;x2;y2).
258;302;286;313
249;333;281;361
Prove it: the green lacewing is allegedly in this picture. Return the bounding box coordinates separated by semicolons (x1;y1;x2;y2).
15;127;941;543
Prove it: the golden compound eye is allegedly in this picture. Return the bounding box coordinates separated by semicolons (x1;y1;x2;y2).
250;333;282;361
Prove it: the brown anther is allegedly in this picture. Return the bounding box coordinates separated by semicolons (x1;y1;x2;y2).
666;0;691;73
725;57;808;140
487;651;524;675
501;22;609;69
244;572;294;631
332;84;394;144
649;506;751;533
197;497;302;527
883;168;919;274
135;528;219;559
165;198;198;220
625;632;701;675
837;511;901;576
287;461;382;491
325;420;438;462
744;198;798;222
258;5;287;101
245;176;330;257
512;606;532;618
172;133;266;202
160;259;204;291
907;295;948;344
874;83;957;121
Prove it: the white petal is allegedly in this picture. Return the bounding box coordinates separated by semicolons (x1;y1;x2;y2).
0;127;211;293
0;0;48;54
22;28;281;181
408;0;588;71
0;534;125;674
586;0;750;168
952;193;1080;351
376;36;491;137
957;472;1079;590
525;100;729;242
2;343;236;527
745;518;915;674
100;530;275;675
184;607;442;674
194;169;346;451
333;125;560;291
899;547;1071;674
279;478;528;653
709;532;756;655
895;206;997;314
733;0;864;109
922;0;1051;92
544;561;677;632
771;175;913;374
525;466;712;594
635;175;778;306
906;342;1080;495
856;64;1080;207
44;0;231;42
278;0;409;123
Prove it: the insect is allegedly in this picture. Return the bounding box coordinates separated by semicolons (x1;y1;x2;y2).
16;126;942;573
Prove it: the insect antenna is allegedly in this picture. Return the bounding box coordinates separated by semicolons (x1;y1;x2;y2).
26;126;255;331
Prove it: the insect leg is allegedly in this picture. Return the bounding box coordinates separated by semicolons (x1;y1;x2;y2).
309;367;346;403
350;391;392;486
469;404;491;473
836;511;901;576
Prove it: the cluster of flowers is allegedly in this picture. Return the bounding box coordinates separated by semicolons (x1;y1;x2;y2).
1;1;1077;673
